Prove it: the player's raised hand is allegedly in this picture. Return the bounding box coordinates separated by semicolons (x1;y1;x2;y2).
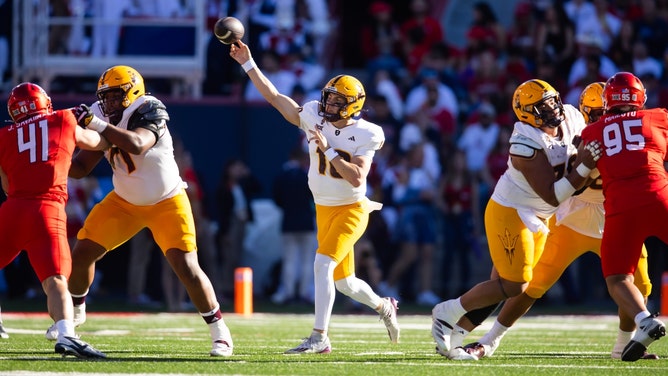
73;104;107;133
229;40;252;65
73;104;93;127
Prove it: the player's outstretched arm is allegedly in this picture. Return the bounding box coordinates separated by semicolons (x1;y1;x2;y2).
229;41;301;126
75;126;110;151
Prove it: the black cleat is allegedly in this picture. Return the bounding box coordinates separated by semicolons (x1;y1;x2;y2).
621;315;665;362
55;336;106;359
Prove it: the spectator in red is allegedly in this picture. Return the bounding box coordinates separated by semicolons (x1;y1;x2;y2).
361;1;404;81
399;0;444;75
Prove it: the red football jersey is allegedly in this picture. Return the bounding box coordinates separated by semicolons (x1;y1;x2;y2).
581;108;668;215
0;109;78;201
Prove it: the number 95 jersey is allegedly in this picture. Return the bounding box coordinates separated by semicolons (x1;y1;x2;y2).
580;108;668;215
298;101;384;206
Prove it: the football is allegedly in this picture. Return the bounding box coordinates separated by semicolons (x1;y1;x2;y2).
214;17;245;45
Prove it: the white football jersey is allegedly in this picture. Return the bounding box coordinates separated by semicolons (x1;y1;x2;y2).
298;101;384;206
555;176;605;238
92;95;185;205
491;104;585;218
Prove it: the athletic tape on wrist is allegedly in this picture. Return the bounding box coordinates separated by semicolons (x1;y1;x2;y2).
576;164;592;178
324;148;338;161
242;59;257;73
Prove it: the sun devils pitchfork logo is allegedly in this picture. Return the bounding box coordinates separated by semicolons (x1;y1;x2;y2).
498;228;518;265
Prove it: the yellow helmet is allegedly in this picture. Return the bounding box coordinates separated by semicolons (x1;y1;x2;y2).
579;82;605;124
512;79;564;128
318;75;366;121
96;65;145;117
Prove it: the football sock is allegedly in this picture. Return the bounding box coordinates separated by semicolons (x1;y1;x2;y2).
56;319;75;341
612;329;633;355
634;311;652;327
313;254;337;331
200;303;222;324
71;291;88;306
479;320;508;345
334;276;383;310
450;325;470;348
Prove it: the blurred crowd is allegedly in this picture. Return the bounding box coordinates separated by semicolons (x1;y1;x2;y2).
2;0;668;310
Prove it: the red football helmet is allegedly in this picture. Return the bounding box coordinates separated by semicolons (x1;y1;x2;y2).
7;82;53;122
603;72;646;111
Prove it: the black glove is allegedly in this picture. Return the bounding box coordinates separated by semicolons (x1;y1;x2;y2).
73;104;94;127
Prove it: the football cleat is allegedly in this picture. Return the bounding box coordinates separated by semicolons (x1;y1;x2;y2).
55;336;106;359
379;297;400;344
612;350;659;360
431;300;460;353
621;315;666;361
446;346;479;361
209;320;234;357
45;323;58;341
0;323;8;339
210;339;233;357
284;335;331;354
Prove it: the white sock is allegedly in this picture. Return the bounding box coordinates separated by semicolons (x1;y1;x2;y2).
311;330;326;341
313;254;337;331
335;276;383;310
612;329;633;356
450;325;470;348
56;319;75;341
479;320;508;345
450;298;467;318
634;311;651;327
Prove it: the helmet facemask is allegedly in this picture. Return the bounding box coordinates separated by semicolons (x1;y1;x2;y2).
319;90;348;122
96;65;145;120
532;95;565;128
318;75;366;122
96;88;127;119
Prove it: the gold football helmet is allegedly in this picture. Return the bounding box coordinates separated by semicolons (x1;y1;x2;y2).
318;75;366;122
96;65;145;117
512;79;564;128
579;82;605;124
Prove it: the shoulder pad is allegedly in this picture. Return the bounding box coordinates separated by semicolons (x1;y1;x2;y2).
509;143;538;159
509;132;542;149
136;99;170;122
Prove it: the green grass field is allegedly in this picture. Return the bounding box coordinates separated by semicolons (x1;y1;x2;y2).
0;310;667;375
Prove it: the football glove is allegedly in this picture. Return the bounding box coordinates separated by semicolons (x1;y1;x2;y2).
584;140;602;162
74;104;107;132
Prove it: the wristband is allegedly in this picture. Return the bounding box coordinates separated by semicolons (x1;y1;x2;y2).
87;116;108;133
242;59;257;73
554;177;576;203
575;164;591;178
324;148;338;161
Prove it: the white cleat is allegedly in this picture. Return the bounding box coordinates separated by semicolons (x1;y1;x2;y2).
379;297;400;343
431;300;459;353
284;335;331;354
45;323;58;341
209;320;234;357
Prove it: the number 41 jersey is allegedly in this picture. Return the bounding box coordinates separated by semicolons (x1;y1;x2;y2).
298;101;384;206
581;108;668;215
0;110;77;201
